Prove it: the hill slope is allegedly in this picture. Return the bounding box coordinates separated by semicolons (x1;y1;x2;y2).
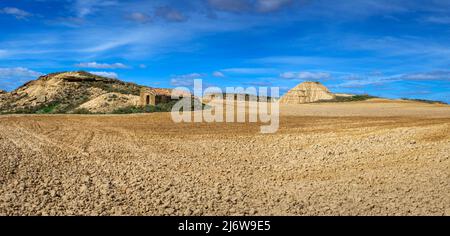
0;71;143;114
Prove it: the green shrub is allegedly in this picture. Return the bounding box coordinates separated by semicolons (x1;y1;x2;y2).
36;103;59;114
318;94;377;103
144;105;162;113
400;98;447;105
5;107;39;114
155;100;178;112
112;106;145;114
111;98;207;114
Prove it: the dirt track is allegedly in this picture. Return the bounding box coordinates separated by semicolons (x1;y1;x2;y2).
1;100;449;215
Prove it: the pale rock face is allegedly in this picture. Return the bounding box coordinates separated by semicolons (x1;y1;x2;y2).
279;81;335;104
78;92;140;113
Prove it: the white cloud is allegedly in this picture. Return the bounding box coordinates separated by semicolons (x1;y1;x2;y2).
212;71;225;78
0;67;43;91
73;0;118;18
424;16;450;24
243;81;273;86
0;67;43;78
335;70;450;88
75;62;128;69
256;0;292;12
221;67;277;75
0;2;275;61
252;56;342;65
127;12;151;24
208;0;252;12
170;73;204;86
397;71;450;81
280;71;331;80
0;49;9;58
336;77;398;88
155;6;187;22
0;7;32;19
208;0;292;13
173;73;204;79
89;71;118;78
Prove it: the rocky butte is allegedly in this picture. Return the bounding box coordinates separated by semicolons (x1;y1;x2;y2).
279;81;335;104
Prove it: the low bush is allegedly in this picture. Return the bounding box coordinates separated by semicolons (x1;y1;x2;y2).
36;103;60;114
318;94;377;103
112;106;148;114
112;98;207;114
401;98;447;104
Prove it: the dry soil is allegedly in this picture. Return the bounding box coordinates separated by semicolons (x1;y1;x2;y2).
0;100;449;215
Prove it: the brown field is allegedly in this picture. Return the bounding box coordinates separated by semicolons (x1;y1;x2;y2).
1;99;449;215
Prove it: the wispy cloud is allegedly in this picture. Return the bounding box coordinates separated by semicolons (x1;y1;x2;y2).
256;0;293;13
280;71;331;80
208;0;252;13
243;81;273;86
335;70;450;88
342;35;450;58
221;67;277;75
155;6;187;22
126;12;152;24
336;77;398;88
0;7;32;19
251;56;344;66
75;62;128;69
423;16;450;24
0;67;43;78
89;71;118;78
0;67;43;91
397;70;450;81
208;0;294;13
212;71;225;78
170;73;204;86
72;0;118;18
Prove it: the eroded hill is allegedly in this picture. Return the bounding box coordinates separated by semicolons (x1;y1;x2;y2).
0;71;143;114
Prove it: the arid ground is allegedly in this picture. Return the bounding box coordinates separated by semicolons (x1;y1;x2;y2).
1;99;449;215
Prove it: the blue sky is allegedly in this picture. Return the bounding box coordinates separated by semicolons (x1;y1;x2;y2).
0;0;449;102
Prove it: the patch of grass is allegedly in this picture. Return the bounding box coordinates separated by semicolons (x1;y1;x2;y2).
4;102;61;114
335;94;377;102
155;100;181;112
112;99;207;114
318;94;377;103
36;103;60;114
112;106;153;114
2;107;39;114
401;98;447;105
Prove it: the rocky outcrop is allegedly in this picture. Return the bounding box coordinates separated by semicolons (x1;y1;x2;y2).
279;81;335;104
